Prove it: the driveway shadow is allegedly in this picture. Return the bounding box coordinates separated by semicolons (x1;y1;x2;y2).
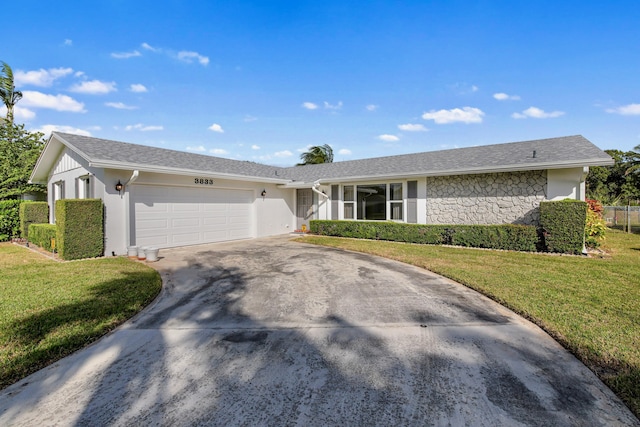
0;238;637;426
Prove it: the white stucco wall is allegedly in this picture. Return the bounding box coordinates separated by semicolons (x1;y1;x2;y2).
101;171;296;255
546;167;588;201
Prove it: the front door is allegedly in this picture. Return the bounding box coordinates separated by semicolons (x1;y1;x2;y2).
296;189;315;230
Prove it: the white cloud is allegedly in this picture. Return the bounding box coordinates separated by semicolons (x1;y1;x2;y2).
606;104;640;116
105;102;137;110
274;150;293;158
302;102;318;110
398;123;428;132
125;123;163;131
378;134;400;142
208;123;224;133
70;80;117;94
366;104;378;111
63;39;73;46
210;148;229;155
177;51;209;66
451;83;479;95
251;144;261;150
14;67;74;87
324;101;343;110
338;148;352;155
493;92;521;101
422;107;484;124
511;106;565;119
21;91;86;112
141;42;160;52
186;145;207;152
35;124;92;137
111;50;141;59
129;84;148;93
244;115;258;122
0;105;36;120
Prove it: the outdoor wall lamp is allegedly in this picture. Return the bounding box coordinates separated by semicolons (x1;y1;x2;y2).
261;189;267;198
115;180;124;194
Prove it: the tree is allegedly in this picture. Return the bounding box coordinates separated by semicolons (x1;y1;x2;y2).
0;121;46;200
586;149;640;205
0;61;22;123
297;144;334;166
625;144;640;176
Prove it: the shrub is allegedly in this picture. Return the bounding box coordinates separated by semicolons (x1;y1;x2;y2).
19;201;48;239
310;220;539;252
28;224;57;251
540;200;588;254
585;199;607;248
0;200;23;242
56;199;104;260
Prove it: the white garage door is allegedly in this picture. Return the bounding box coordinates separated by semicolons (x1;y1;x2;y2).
132;185;253;248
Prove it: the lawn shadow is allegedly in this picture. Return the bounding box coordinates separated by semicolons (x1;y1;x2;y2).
1;240;637;425
2;269;160;390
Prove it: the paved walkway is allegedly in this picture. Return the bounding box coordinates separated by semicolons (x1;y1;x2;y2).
0;236;637;426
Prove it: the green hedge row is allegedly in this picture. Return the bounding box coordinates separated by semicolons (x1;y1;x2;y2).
540;200;588;255
310;220;540;252
0;200;22;241
28;224;57;251
20;201;48;239
56;199;104;260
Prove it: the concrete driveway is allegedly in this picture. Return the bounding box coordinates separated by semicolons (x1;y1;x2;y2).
0;236;637;426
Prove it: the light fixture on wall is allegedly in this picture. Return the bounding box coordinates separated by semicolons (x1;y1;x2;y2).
261;189;267;198
115;180;123;194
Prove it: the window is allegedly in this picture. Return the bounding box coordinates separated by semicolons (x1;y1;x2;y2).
389;183;403;220
77;175;92;199
52;181;65;222
343;182;405;221
343;185;355;219
357;184;386;220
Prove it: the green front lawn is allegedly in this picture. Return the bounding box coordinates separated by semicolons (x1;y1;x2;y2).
297;229;640;417
0;243;162;389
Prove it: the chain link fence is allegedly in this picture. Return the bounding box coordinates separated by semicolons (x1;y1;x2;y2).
604;206;640;233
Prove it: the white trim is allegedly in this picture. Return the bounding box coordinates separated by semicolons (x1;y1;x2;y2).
88;161;290;184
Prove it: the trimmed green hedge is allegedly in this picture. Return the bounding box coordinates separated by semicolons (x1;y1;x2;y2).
56;199;104;260
540;200;588;255
28;224;57;251
20;201;48;239
310;220;539;252
0;200;23;242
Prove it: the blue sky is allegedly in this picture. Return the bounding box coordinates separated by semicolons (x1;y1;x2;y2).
3;0;640;165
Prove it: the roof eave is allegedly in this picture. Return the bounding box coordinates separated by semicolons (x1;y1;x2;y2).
303;159;615;185
28;134;66;184
89;160;292;184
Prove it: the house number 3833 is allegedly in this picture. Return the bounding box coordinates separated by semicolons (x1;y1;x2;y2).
195;178;214;185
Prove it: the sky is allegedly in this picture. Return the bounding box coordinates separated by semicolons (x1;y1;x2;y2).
3;0;640;166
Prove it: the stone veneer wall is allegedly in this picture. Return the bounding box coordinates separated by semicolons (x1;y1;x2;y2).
426;170;547;225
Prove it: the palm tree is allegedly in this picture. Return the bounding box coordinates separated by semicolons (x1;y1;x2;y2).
297;144;334;166
0;61;22;122
626;144;640;175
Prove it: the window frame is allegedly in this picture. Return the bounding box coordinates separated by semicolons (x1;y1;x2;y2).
340;181;406;222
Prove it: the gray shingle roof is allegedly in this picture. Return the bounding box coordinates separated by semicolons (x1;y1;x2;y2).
281;135;614;182
50;133;612;185
54;132;287;180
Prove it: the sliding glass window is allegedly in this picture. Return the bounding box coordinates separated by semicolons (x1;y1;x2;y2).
343;185;355;219
356;184;387;220
389;183;403;220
